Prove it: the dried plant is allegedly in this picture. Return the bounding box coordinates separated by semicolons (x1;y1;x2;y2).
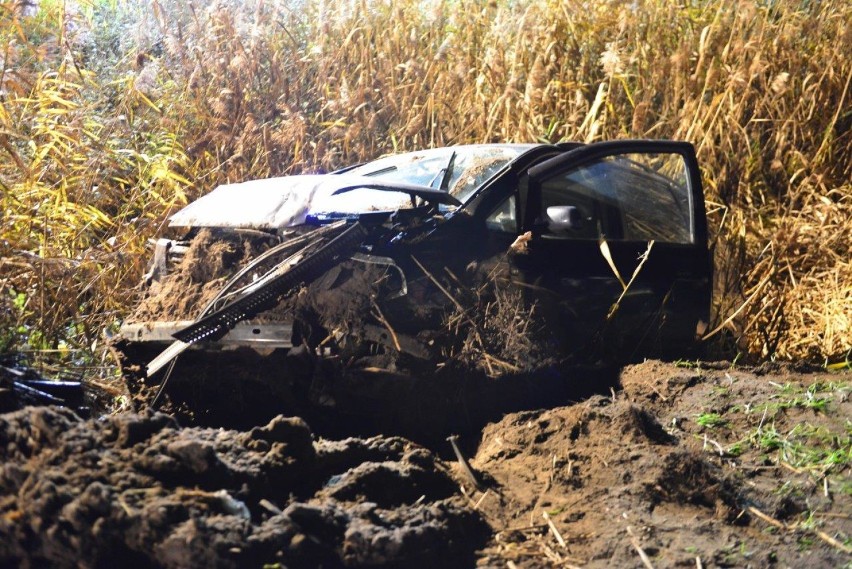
0;0;849;365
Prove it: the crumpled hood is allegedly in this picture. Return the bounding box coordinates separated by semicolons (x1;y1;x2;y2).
168;174;416;230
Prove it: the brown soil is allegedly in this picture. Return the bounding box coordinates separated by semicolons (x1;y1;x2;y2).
472;361;851;567
129;229;287;324
2;361;849;568
0;407;487;568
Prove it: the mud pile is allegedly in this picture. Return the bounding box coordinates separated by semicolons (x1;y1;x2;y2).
4;362;847;568
0;407;487;568
471;361;851;567
472;398;743;567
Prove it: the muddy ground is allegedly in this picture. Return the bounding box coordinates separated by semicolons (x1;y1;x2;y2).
1;360;849;568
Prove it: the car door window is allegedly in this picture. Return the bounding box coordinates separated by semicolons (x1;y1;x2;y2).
537;152;693;243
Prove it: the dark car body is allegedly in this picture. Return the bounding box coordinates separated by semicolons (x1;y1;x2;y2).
118;140;711;410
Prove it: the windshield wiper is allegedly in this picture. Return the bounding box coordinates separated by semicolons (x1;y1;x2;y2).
427;151;457;190
439;151;457;192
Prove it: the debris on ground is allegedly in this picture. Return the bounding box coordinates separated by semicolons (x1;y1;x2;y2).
0;358;89;416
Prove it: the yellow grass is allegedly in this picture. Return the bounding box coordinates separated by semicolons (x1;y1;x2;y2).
0;0;849;363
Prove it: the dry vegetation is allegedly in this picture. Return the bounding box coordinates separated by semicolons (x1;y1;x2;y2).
0;0;849;366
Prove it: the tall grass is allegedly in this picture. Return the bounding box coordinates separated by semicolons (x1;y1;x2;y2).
1;0;849;363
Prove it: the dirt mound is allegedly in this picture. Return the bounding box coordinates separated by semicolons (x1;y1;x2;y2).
0;407;487;568
2;361;848;568
470;361;851;567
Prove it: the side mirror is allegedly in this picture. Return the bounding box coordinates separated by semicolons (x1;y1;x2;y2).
546;205;582;232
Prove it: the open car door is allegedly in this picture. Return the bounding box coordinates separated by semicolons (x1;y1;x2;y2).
509;140;711;360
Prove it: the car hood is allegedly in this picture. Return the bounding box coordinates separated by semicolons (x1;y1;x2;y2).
168;174;461;231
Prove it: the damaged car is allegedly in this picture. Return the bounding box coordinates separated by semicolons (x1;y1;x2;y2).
114;140;711;430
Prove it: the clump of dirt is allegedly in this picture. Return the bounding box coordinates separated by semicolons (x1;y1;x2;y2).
0;407;488;568
130;229;264;322
290;260;389;349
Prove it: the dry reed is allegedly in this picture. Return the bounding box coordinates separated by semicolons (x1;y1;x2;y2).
0;0;849;364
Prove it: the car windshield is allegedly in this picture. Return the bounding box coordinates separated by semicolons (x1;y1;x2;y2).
168;145;534;230
346;145;530;205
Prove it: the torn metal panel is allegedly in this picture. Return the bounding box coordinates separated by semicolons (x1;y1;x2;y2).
351;253;408;299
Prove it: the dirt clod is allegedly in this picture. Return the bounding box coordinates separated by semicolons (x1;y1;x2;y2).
0;407;487;568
